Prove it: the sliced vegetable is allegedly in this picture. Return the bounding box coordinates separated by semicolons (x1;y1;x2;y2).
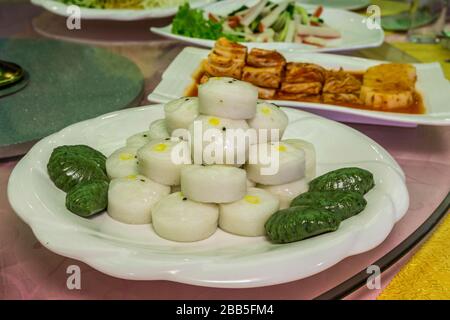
296;5;310;25
66;180;109;217
260;0;289;29
284;20;296;42
240;0;268;27
265;206;340;243
296;24;341;38
313;5;323;18
309;167;375;195
290;191;367;221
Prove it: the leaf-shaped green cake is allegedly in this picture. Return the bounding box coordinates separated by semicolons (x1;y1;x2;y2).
66;180;109;217
290;191;367;221
50;145;106;171
47;147;108;192
309;167;374;195
265;206;340;243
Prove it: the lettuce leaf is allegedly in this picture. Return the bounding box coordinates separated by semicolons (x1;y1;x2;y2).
172;3;223;40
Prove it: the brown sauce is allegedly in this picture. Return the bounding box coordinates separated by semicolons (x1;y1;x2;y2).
184;70;426;115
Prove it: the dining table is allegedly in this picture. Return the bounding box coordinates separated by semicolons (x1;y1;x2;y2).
0;0;449;300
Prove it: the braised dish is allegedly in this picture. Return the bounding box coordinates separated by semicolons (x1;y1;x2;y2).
187;38;424;114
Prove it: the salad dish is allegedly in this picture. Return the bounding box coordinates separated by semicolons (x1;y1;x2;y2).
151;0;384;52
30;0;214;20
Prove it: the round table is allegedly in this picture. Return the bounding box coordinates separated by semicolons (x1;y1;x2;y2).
0;0;449;300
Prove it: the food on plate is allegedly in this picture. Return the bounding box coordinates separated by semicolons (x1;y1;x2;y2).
247;178;256;188
219;187;279;236
322;69;361;104
47;145;108;192
152;192;219;242
148;119;170;140
290;191;367;221
246;142;306;185
284;62;326;83
180;165;247;203
258;177;308;209
247;101;289;142
361;63;417;110
265;206;341;243
188;115;250;165
203;38;247;79
164;97;199;133
309;167;374;195
57;0;185;9
105;146;139;179
49;144;106;172
278;62;325;101
172;3;228;41
282;139;316;180
137;138;191;186
171;2;341;46
66;180;109;217
198;77;258;119
126;131;151;149
107;175;170;224
187;39;425;115
46;79;378;245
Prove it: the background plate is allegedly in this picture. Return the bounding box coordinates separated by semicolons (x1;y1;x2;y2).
31;0;213;20
8;105;409;288
151;0;384;52
148;47;450;126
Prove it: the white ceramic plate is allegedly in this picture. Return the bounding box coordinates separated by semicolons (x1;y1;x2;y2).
8;104;409;288
31;0;213;20
298;0;370;10
148;47;450;126
150;0;384;52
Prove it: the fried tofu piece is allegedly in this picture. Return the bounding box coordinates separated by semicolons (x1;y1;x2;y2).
247;48;286;68
242;65;283;89
199;72;210;84
280;82;322;95
323;69;361;94
323;93;361;104
204;51;245;79
214;37;247;62
276;91;321;102
202;37;247;79
361;63;416;110
257;86;277;100
284;62;326;83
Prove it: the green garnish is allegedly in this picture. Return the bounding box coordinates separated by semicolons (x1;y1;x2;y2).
172;3;223;40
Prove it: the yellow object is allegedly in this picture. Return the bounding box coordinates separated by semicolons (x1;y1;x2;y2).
244;195;261;205
119;153;134;161
152;143;167;152
377;212;450;300
208;117;221;126
277;145;287;152
261;106;272;115
391;43;450;80
126;175;137;180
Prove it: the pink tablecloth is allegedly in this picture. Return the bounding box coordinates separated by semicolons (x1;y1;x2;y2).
1;124;449;300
